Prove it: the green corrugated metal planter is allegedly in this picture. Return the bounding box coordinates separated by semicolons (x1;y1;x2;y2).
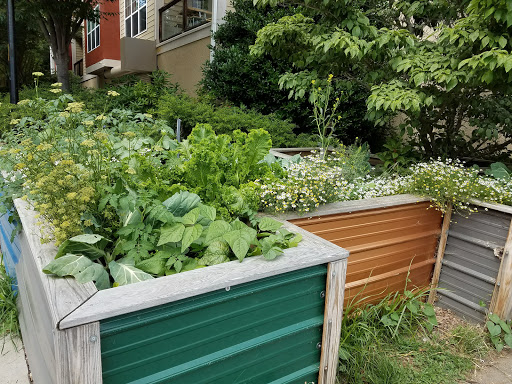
11;197;349;384
101;266;326;384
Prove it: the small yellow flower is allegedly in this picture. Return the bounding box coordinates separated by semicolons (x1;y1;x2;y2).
32;72;44;77
83;120;94;126
123;131;136;138
107;90;120;97
66;102;84;112
126;168;136;175
311;80;316;85
17;99;30;105
96;114;106;121
59;111;70;118
10;119;20;125
51;82;63;87
80;139;96;147
144;113;153;118
49;89;62;93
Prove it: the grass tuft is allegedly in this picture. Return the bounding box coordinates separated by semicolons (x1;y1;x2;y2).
337;285;489;384
0;253;20;343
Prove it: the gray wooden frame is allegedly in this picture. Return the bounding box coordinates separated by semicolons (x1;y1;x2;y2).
12;198;349;384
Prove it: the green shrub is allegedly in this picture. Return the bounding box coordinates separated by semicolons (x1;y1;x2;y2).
157;93;311;147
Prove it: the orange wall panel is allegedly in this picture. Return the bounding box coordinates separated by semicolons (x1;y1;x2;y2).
85;0;121;67
290;202;443;305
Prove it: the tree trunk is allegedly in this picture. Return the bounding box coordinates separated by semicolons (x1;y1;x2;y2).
54;49;70;92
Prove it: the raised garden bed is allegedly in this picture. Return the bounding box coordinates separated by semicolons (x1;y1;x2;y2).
274;194;512;323
274;195;443;306
8;198;348;384
4;194;512;383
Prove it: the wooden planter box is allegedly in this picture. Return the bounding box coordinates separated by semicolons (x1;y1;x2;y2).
7;199;348;384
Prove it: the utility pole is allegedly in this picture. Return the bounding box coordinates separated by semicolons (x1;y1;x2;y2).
7;0;18;104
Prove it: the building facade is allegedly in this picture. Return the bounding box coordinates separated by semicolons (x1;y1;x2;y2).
63;0;231;94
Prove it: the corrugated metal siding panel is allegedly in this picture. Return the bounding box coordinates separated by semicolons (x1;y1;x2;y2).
290;202;442;304
437;207;511;323
100;265;327;384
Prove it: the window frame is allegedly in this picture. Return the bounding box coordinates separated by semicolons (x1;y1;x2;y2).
125;0;148;38
159;0;212;43
87;5;101;53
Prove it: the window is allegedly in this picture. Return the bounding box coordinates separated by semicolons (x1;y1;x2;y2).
87;6;100;52
159;0;212;42
126;0;147;37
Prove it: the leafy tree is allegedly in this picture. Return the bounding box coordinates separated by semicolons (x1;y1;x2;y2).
251;0;512;159
201;0;312;132
367;0;512;159
0;0;49;89
21;0;115;91
202;0;385;147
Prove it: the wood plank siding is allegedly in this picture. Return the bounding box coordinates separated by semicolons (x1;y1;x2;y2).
290;201;443;305
120;0;156;41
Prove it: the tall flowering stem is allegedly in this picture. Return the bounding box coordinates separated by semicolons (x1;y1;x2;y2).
310;74;342;160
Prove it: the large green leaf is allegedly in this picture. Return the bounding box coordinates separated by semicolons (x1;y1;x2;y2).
223;227;257;261
182;207;201;225
162;191;201;217
43;254;110;290
260;236;284;260
199;241;231;266
123;209;143;226
135;253;169;275
205;220;232;245
505;333;512;348
487;321;502;337
55;235;108;261
68;234;106;244
258;217;283;232
109;258;154;286
181;224;203;252
242;129;272;174
199;204;216;222
158;223;186;246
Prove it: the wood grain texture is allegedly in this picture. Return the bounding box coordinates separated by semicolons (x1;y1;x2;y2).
60;222;348;329
428;203;453;304
55;322;102;384
16;259;56;384
270;194;431;221
13;198;97;325
12;199;99;383
318;260;347;384
493;219;512;320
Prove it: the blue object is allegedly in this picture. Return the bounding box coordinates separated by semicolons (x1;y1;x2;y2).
0;197;20;290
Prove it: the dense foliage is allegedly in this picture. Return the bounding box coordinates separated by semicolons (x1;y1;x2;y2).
250;0;512;160
0;0;49;90
0;90;304;289
202;0;386;148
156;92;311;147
